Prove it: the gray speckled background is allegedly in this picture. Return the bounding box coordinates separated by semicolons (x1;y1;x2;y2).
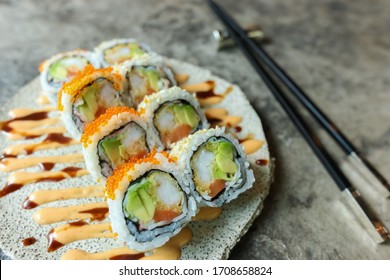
1;0;390;259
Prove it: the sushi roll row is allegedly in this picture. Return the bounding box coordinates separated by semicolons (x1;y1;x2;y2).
40;38;155;105
58;55;179;140
105;127;255;251
41;38;256;253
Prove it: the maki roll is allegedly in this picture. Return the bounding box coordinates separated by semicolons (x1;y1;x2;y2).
139;87;209;150
118;55;176;107
171;127;255;207
106;151;197;252
39;50;100;104
81;107;162;181
95;38;152;67
58;66;127;140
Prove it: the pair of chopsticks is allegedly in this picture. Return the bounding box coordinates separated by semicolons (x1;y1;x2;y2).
207;0;390;242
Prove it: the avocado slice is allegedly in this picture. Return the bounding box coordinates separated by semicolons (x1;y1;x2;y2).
137;188;155;222
101;137;122;165
119;144;128;159
83;86;99;114
143;69;161;91
49;60;68;81
78;102;95;122
128;43;146;57
173;104;199;128
77;85;99;122
173;105;188;125
205;140;237;181
123;180;155;223
216;141;237;174
183;105;199;127
213;165;234;181
124;191;144;220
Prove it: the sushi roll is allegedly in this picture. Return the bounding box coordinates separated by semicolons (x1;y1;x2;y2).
139;87;209;150
39;50;100;104
106;151;197;252
118;55;176;107
81;107;162;181
58;66;127;140
171;127;255;207
95;38;152;67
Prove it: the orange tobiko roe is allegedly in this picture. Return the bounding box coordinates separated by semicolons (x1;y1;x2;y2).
57;65;121;111
105;148;175;200
80;107;140;147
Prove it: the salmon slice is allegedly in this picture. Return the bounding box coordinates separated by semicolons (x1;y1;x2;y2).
161;124;192;147
154;208;181;223
209;179;226;198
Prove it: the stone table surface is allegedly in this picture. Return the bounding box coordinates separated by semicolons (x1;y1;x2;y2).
1;0;390;260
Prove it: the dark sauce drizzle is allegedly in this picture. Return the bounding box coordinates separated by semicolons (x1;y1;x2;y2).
22;237;37;247
0;111;49;138
79;207;109;221
1;166;83;198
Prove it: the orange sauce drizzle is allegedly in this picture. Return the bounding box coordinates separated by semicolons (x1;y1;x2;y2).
23;186;104;209
241;139;264;154
3;133;77;156
192;207;222;221
174;73;190;84
33;202;108;225
0;168;88;198
47;222;115;252
205;108;242;127
0;153;84;172
180;81;233;106
61;227;192;260
8;107;54;118
36;93;51;105
6;118;59;130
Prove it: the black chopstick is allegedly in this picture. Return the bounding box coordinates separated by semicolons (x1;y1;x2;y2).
208;1;390;195
207;0;390;242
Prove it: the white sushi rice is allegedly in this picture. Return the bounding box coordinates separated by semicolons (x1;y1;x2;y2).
138;86;209;149
107;153;197;252
170;127;255;207
82;110;162;182
40;50;100;104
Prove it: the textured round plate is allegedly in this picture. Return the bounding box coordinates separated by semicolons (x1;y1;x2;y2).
0;57;272;260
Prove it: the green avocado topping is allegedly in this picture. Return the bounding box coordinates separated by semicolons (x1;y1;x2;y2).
128;44;146;57
124;179;155;223
77;84;99;122
205;140;238;181
49;61;68;81
100;137;122;165
139;68;161;91
173;104;199;128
